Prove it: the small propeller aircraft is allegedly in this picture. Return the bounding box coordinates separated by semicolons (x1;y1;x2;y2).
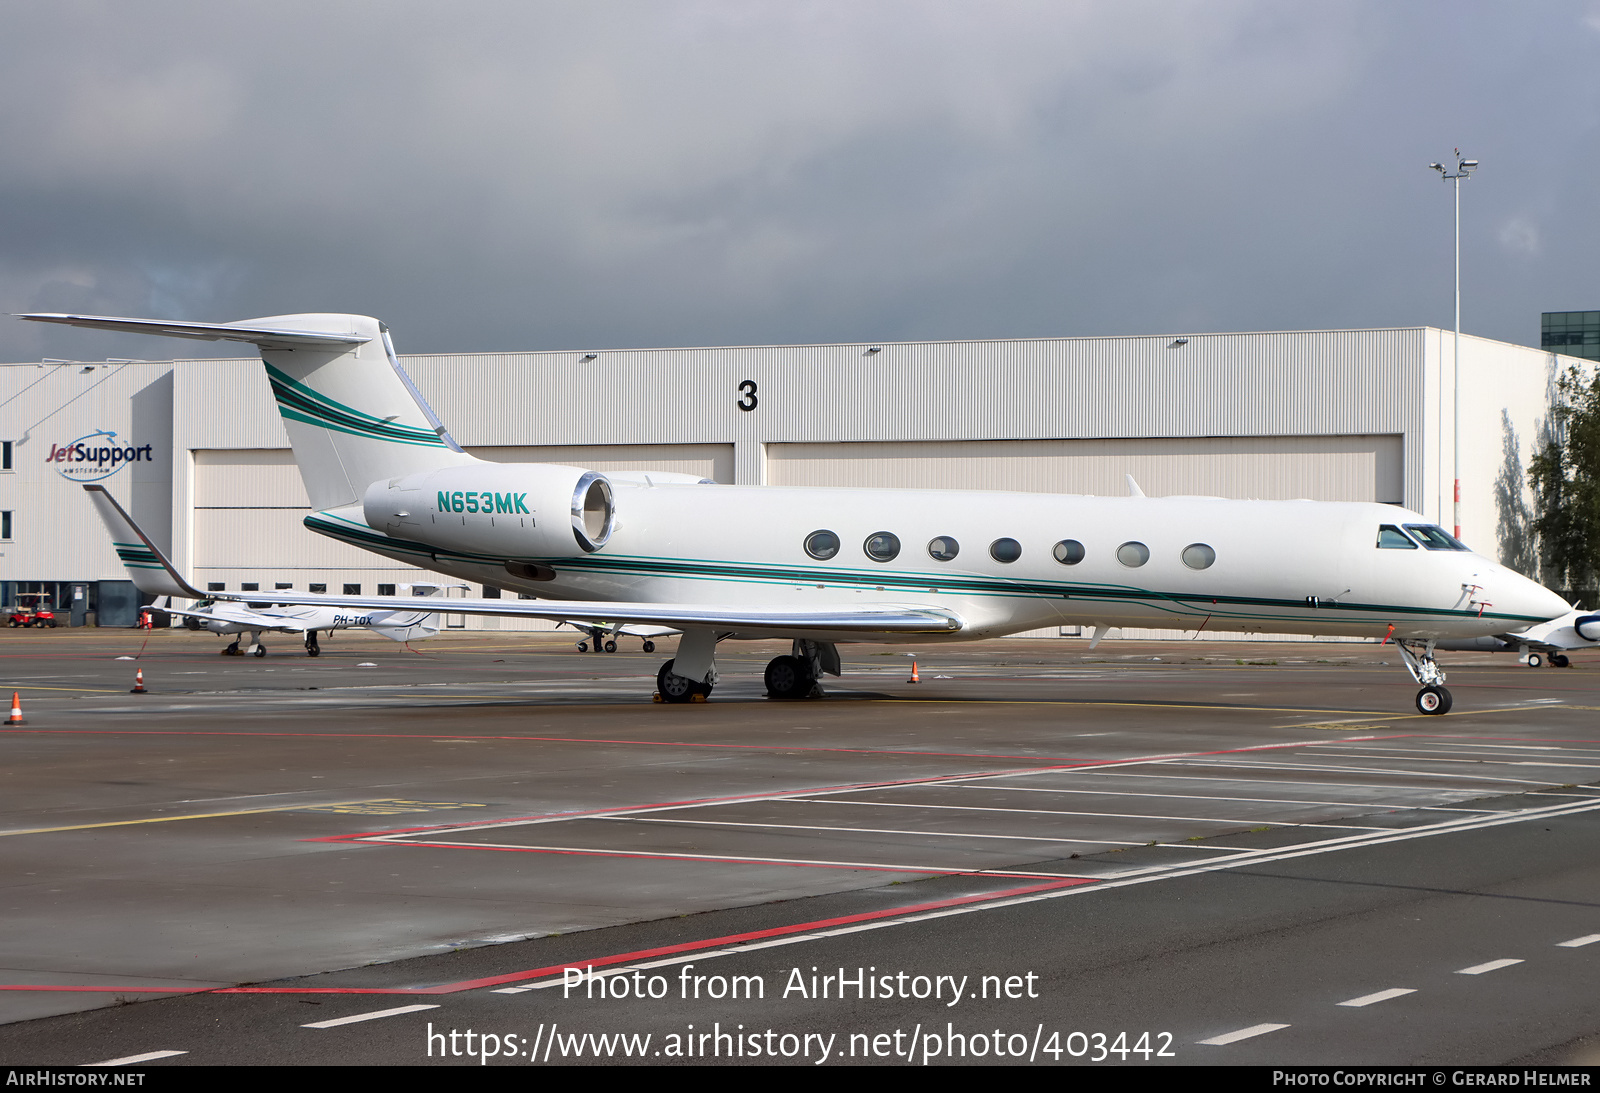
86;485;452;656
560;620;678;654
31;310;1572;713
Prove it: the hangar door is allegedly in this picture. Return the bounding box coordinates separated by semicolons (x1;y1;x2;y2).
192;449;376;571
766;435;1403;503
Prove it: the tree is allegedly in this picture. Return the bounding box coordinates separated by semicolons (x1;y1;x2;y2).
1529;365;1600;592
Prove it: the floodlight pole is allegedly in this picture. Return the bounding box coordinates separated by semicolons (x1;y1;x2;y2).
1430;151;1477;539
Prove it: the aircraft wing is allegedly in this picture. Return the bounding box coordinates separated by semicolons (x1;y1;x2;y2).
151;598;314;635
212;590;963;636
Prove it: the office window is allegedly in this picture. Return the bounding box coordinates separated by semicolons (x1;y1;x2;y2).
483;586;502;598
2;441;11;470
309;583;327;593
207;582;225;592
377;584;396;595
275;582;293;590
0;511;10;540
343;584;361;595
241;583;259;592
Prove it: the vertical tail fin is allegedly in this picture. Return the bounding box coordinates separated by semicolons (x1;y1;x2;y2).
251;314;479;510
20;312;480;511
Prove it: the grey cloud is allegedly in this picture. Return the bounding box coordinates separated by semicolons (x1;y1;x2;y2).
0;1;1596;363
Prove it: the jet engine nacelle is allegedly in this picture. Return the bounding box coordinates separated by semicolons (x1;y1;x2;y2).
362;463;615;559
1575;614;1600;643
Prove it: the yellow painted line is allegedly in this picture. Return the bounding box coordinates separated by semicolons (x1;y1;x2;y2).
0;800;382;837
0;685;126;694
871;697;1407;716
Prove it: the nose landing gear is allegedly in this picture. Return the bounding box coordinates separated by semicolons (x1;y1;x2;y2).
1396;639;1451;715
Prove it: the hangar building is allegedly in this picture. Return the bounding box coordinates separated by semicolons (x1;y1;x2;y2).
0;325;1572;636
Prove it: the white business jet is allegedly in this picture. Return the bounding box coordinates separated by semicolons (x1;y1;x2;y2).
28;311;1570;714
1437;606;1600;668
85;485;450;656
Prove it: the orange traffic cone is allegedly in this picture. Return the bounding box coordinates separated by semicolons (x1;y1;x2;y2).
908;659;920;683
7;692;21;725
130;669;146;694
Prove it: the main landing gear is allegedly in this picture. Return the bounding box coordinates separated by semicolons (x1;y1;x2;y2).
654;628;720;704
653;635;842;704
764;640;841;700
1395;639;1451;715
656;658;712;702
222;632;267;657
305;630;321;657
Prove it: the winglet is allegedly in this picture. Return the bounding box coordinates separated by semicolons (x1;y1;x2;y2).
83;485;206;599
1125;474;1145;498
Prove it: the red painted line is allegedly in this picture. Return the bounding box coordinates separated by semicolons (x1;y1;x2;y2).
217;877;1096;995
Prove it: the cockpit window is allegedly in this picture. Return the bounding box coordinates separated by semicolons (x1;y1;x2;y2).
1376;525;1418;549
1403;524;1469;551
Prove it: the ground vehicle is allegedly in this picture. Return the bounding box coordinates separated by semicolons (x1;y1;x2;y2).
6;595;56;628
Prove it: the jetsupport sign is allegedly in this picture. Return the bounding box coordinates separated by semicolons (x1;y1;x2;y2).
47;430;155;481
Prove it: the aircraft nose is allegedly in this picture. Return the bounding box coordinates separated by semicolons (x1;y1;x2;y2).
1490;570;1569;624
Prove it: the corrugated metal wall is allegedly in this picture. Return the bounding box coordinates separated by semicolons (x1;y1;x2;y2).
767;435;1403;501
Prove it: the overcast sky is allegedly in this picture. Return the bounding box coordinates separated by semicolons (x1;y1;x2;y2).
1;1;1595;362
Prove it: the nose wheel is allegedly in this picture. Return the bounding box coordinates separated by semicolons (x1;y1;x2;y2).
1415;685;1453;715
1396;639;1452;715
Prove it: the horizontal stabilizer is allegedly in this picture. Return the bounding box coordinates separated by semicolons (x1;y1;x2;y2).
18;313;369;349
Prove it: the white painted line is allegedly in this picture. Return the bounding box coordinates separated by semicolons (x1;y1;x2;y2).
1198;1023;1289;1046
1557;934;1600;948
1337;987;1416;1007
302;1003;440;1028
477;796;1600;994
949;784;1484;812
617;815;1222;849
790;796;1388;829
395;837;1091;877
88;1050;187;1065
1456;959;1523;975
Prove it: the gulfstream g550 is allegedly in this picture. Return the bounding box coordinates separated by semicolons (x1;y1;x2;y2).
24;311;1569;714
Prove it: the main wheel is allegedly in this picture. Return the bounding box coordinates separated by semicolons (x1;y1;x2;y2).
642;640;656;653
1527;652;1543;668
1553;654;1571;668
224;641;240;656
1415;685;1453;715
764;655;816;699
576;642;588;652
656;658;709;703
604;640;618;653
253;645;267;658
306;644;320;657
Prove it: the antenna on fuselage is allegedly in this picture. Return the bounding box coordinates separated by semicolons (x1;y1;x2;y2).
1125;474;1145;498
